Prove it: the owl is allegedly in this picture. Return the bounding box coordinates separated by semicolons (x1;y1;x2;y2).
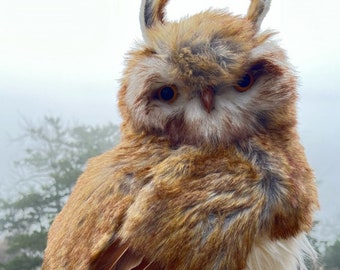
42;0;319;269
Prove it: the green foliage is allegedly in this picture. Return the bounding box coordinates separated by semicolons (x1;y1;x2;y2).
323;239;340;270
0;116;119;269
0;254;42;270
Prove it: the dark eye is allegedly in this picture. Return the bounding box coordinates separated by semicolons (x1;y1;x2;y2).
234;72;255;92
157;85;178;103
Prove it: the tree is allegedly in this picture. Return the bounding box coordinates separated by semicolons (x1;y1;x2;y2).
323;238;340;270
0;116;120;269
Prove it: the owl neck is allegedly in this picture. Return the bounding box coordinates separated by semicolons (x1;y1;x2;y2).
119;117;300;155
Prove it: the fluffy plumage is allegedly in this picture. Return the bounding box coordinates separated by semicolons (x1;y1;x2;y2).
42;1;319;269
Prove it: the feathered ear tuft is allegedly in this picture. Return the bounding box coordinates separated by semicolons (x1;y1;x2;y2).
140;0;170;39
246;0;271;30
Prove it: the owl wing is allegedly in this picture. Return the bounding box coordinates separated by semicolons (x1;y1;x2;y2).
92;240;161;270
42;142;170;270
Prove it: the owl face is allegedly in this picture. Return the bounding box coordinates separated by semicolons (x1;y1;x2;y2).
120;4;297;147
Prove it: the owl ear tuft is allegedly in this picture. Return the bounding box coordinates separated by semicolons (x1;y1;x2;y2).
140;0;170;39
246;0;271;30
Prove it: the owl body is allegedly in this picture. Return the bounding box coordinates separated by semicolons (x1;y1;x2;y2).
43;1;318;269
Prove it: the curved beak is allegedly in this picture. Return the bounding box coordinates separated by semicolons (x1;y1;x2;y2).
200;87;214;113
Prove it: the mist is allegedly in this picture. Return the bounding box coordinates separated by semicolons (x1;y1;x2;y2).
1;0;340;243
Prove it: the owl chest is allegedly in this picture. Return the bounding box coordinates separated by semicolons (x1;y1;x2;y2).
115;149;279;269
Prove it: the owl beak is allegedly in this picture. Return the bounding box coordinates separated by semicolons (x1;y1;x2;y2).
200;87;214;113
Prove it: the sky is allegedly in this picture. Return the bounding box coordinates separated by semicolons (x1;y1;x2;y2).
1;0;340;241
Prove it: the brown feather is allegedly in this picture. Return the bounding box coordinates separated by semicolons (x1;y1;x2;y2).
93;241;162;270
42;1;318;269
92;241;130;270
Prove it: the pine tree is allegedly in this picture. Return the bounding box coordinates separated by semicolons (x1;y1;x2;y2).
0;117;119;269
323;238;340;270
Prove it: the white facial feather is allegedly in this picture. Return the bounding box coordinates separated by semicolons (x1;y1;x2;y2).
126;56;268;144
125;56;169;109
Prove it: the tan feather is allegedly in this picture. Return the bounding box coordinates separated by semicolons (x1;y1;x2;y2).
93;240;162;270
247;0;271;29
42;0;318;269
92;241;129;270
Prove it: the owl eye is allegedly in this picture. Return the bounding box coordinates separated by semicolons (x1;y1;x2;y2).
234;72;255;92
157;85;178;103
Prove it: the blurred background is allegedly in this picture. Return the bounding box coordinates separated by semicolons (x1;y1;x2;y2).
0;0;339;268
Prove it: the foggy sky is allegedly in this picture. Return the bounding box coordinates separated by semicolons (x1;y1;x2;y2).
1;0;339;241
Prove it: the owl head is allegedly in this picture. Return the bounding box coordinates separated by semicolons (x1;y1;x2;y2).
119;0;297;147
